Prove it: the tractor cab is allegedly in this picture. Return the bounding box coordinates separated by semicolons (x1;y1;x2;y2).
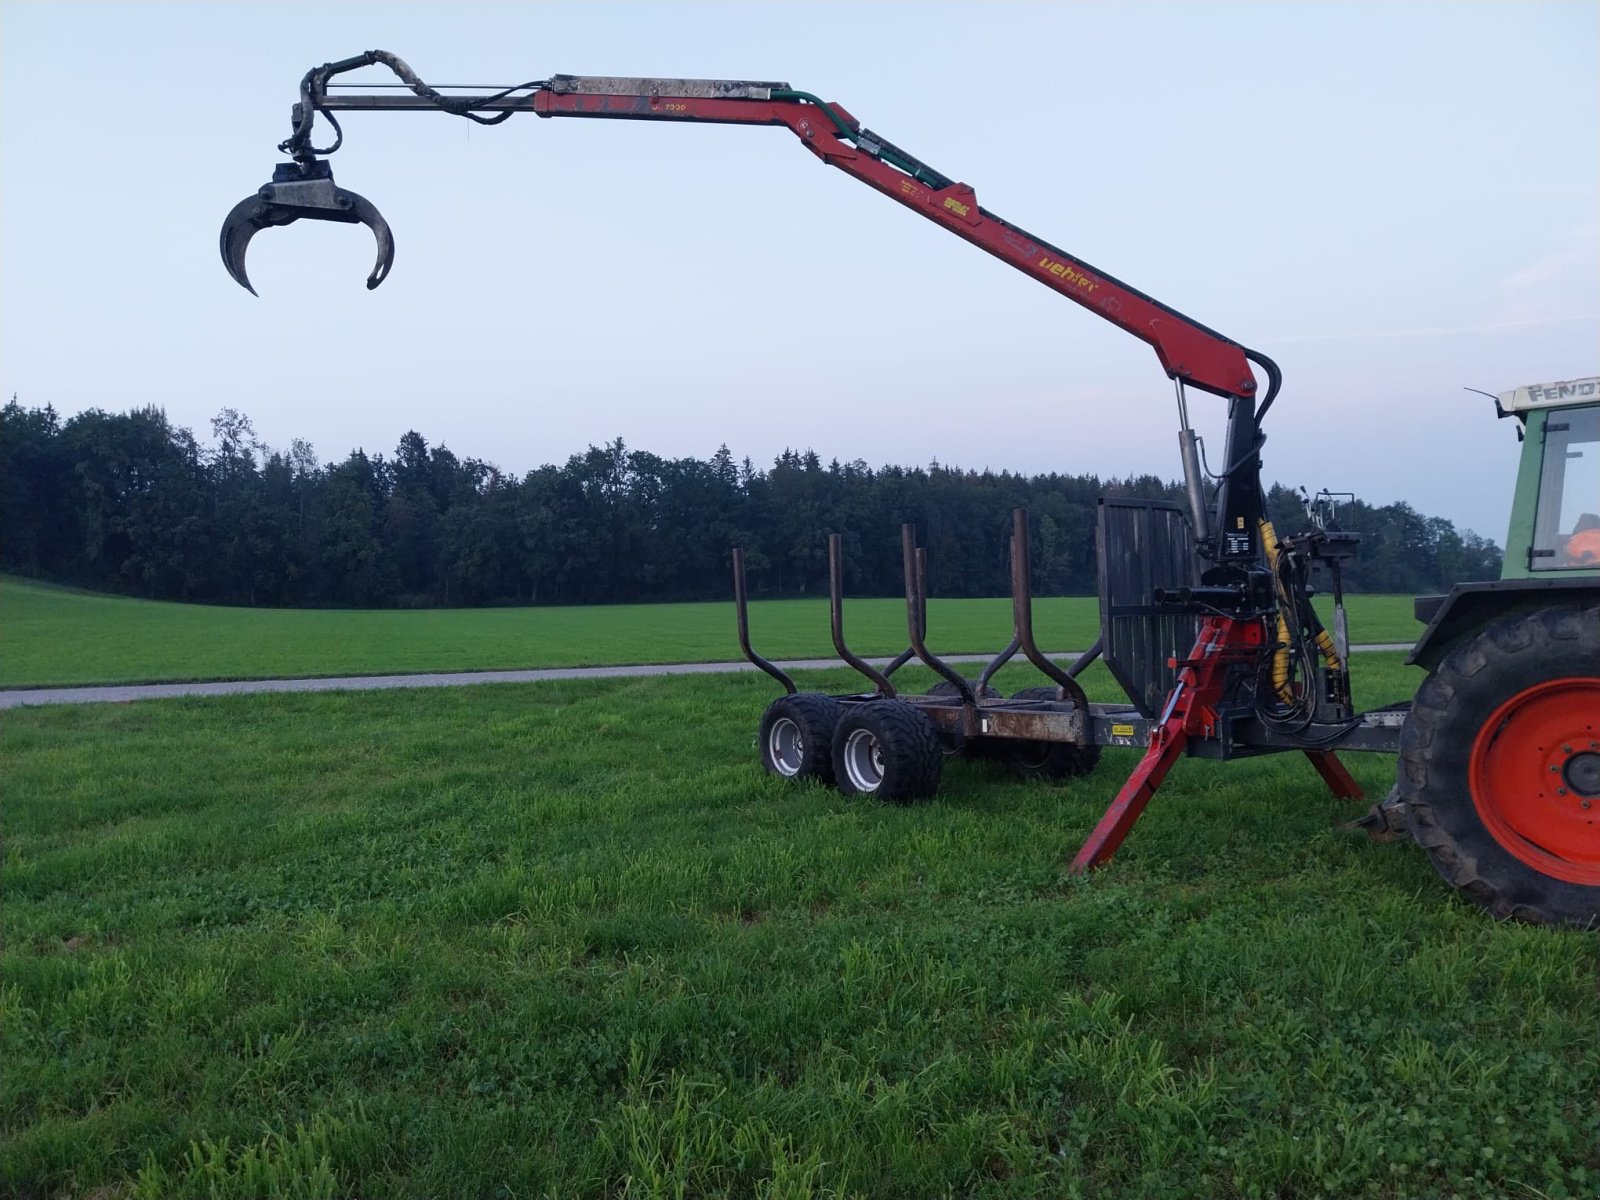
1408;375;1600;672
1499;376;1600;578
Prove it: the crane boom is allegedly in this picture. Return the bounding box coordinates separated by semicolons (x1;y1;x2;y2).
224;52;1282;563
314;72;1269;406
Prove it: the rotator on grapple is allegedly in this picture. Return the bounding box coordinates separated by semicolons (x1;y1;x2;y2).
220;53;1600;926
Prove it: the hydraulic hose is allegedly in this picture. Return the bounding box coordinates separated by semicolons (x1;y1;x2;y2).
1259;519;1295;703
1259;518;1345;706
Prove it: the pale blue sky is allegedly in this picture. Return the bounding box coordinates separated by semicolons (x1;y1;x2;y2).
2;1;1595;543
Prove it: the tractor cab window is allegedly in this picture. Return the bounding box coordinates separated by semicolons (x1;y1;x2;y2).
1533;403;1600;570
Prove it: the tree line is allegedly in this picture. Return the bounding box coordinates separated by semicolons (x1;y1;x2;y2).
0;399;1502;607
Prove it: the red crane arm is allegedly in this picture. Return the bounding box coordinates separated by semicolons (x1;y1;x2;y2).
288;60;1280;560
524;79;1260;403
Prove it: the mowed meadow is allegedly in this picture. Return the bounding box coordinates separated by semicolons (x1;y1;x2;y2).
2;582;1596;1198
0;576;1421;688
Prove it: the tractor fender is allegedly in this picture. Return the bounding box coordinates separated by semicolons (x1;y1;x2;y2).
1409;579;1600;671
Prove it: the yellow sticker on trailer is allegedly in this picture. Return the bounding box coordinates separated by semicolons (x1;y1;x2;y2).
1111;723;1136;738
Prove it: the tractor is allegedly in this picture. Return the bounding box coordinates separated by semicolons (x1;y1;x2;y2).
1387;378;1599;925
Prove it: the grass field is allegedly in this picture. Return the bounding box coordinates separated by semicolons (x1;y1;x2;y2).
0;576;1422;688
5;654;1597;1198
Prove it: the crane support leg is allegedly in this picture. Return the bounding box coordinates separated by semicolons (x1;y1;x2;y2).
1305;749;1364;800
1071;616;1369;873
1071;615;1262;872
1070;724;1189;872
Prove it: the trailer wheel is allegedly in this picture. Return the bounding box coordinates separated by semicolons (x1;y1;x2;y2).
1000;687;1102;781
926;680;1000;700
758;692;841;785
832;699;942;803
1400;604;1600;927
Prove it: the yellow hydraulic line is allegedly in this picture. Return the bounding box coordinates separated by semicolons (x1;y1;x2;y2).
1312;626;1341;670
1257;519;1294;702
1258;519;1344;692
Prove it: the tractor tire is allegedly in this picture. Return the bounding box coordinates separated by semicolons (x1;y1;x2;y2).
832;699;943;803
1399;603;1600;928
758;692;842;785
999;687;1103;782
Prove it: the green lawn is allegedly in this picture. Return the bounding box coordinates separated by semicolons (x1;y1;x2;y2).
4;655;1596;1198
0;576;1422;689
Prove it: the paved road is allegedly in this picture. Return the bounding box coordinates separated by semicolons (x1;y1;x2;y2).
0;645;1416;709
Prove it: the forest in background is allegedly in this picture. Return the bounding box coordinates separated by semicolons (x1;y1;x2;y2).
0;400;1502;608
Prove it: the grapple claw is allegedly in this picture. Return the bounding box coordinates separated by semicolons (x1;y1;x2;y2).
219;160;394;295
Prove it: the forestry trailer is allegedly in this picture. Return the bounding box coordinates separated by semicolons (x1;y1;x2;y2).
220;53;1600;926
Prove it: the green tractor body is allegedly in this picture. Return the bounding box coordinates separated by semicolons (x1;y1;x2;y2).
1410;380;1600;671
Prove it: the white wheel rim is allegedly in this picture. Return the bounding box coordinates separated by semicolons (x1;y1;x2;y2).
768;716;804;775
843;728;885;792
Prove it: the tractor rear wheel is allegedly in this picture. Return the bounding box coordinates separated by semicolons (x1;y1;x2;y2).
1400;604;1600;927
1000;687;1103;781
832;699;943;803
758;692;841;785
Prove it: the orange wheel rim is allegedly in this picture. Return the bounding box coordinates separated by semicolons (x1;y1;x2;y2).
1469;677;1600;886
